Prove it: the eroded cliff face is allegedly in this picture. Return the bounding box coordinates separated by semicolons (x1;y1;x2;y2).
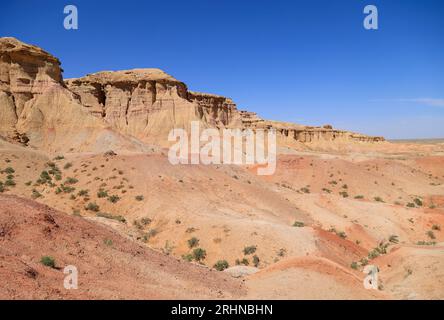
0;37;384;151
0;38;150;152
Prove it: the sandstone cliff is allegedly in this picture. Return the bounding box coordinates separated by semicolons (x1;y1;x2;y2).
1;37;384;151
0;38;151;152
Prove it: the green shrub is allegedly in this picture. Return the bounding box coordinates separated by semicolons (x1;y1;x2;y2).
4;179;15;186
86;202;100;212
389;235;399;244
339;191;349;198
31;189;42;199
427;230;436;240
96;212;126;223
406;202;415;208
0;183;4;193
6;174;14;180
253;255;260;267
354;195;364;199
3;167;15;174
188;237;199;248
65;177;78;185
374;197;384;203
293;221;305;227
351;262;359;270
104;239;113;246
413;198;423;207
135;195;144;201
192;248;207;262
213;260;229;271
78;189;89;196
25;181;32;186
97;189;108;198
360;258;369;266
182;254;193;262
40;256;55;268
243;245;257;255
108;195;120;203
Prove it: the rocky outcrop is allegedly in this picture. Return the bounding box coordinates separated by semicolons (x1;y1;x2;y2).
0;38;151;152
0;37;384;151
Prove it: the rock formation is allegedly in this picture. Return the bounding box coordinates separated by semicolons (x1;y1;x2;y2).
1;37;384;152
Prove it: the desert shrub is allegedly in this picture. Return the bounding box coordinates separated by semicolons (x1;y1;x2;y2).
337;231;347;239
135;195;144;201
40;256;55;268
145;229;158;239
25;181;32;186
182;254;193;262
368;250;380;259
4;179;15;187
360;258;369;266
65;177;78;185
293;221;305;227
70;194;76;200
186;227;196;233
339;191;349;198
253;255;260;267
192;248;207;262
342;184;348;189
417;241;436;246
214;260;229;271
413;198;423;207
86;202;100;212
64;162;73;170
240;258;249;266
300;187;310;194
277;248;287;257
432;224;441;231
38;171;52;184
6;174;14;180
72;209;81;217
0;183;4;193
329;180;337;185
78;189;89;196
31;189;42;199
97;189;108;198
54;155;65;160
188;237;200;248
108;195;120;203
60;184;75;193
354;195;364;199
350;262;359;270
389;235;399;244
96;212;126;223
104;239;113;246
374;197;384;203
406;202;415;208
141;217;152;226
322;188;331;193
243;245;257;255
427;230;436;240
55;187;62;194
3;167;15;174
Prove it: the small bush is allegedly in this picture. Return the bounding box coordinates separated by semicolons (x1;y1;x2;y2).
3;167;15;174
104;239;113;246
192;248;207;262
253;255;260;267
31;189;42;199
300;187;310;194
389;235;399;244
25;181;32;186
4;179;15;187
86;202;100;212
54;155;65;160
374;197;384;203
188;237;200;248
243;245;257;255
354;195;364;199
65;177;78;185
96;212;126;223
182;254;193;262
64;162;73;170
351;262;359;270
40;256;55;268
135;195;144;201
406;202;415;208
432;224;441;231
360;258;369;266
413;198;423;207
97;189;108;198
427;230;436;240
78;189;89;196
214;260;229;271
339;191;349;198
293;221;305;227
108;195;120;203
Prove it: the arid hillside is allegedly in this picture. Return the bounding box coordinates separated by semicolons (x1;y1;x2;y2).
1;37;444;299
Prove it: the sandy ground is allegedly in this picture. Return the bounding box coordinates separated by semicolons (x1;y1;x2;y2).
1;139;443;299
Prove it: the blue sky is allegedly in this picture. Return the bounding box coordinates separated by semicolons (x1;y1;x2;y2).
1;0;443;139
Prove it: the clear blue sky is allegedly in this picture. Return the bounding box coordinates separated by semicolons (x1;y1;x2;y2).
1;0;443;139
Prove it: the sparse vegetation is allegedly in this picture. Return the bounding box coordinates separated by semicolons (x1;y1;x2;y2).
413;198;423;207
192;248;207;262
432;224;441;231
85;202;100;212
406;202;415;208
65;177;78;185
97;189;108;198
64;162;73;170
96;212;126;223
108;195;120;203
416;241;436;246
339;191;349;198
253;255;260;267
389;235;399;244
187;237;200;248
243;245;257;255
293;221;305;227
104;239;113;246
31;189;42;199
351;262;358;270
374;196;384;203
354;195;364;199
135;195;144;201
427;230;436;240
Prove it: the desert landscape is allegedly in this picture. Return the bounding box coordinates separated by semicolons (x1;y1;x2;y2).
1;37;443;300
